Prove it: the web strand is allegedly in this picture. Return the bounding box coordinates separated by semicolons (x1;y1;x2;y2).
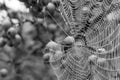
46;9;69;36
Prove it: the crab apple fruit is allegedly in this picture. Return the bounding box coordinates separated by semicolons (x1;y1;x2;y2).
54;50;63;60
11;18;19;24
43;53;51;64
22;21;37;40
15;34;21;41
63;36;75;44
46;2;56;13
14;34;22;46
1;18;11;27
48;24;57;31
46;41;60;51
36;18;44;24
0;37;7;47
0;0;4;4
7;27;17;37
0;68;8;78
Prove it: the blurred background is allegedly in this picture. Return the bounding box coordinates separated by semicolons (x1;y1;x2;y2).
0;0;69;80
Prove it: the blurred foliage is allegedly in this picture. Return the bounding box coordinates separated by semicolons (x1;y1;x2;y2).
0;0;69;80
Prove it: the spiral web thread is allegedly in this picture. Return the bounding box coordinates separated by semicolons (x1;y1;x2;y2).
43;0;120;80
59;0;87;35
49;45;92;80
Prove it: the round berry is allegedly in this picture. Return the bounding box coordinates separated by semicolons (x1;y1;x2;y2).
46;2;55;12
7;27;17;37
15;34;21;42
54;50;63;60
46;41;60;51
63;36;75;44
0;37;7;47
0;68;8;78
36;18;44;23
48;24;57;31
43;53;51;64
14;34;22;46
22;21;37;40
11;18;19;24
1;17;11;27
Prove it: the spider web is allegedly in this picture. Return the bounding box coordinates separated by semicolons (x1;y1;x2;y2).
43;0;120;80
49;44;92;80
